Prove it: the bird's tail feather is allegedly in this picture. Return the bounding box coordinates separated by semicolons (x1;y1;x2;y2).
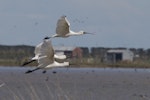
54;54;66;60
63;62;69;66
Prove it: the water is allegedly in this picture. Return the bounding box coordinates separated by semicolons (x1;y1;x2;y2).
0;66;150;100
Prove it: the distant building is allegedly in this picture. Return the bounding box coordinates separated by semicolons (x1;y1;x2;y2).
72;47;83;58
105;49;134;63
54;46;83;58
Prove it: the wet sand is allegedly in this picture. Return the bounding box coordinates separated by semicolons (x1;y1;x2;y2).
0;67;150;100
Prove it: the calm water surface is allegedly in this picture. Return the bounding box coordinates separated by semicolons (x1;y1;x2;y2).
0;66;150;100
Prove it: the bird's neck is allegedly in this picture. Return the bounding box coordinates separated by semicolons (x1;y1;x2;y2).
52;34;58;38
69;30;82;36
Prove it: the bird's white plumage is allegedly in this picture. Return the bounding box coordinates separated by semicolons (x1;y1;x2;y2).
31;40;66;61
25;39;69;74
37;39;69;69
31;42;43;60
50;16;93;38
25;39;69;73
38;40;54;66
45;61;69;69
55;16;70;37
54;54;66;59
24;15;94;73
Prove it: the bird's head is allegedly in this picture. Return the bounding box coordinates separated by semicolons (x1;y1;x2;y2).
79;31;95;35
44;36;50;40
61;15;67;19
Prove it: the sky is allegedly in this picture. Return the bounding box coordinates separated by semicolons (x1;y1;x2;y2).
0;0;150;49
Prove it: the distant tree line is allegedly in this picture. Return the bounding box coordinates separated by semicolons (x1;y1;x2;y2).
0;45;34;66
0;44;150;66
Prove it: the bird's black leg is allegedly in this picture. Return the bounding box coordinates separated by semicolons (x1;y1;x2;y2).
25;67;40;74
25;70;33;74
42;70;47;74
52;71;57;74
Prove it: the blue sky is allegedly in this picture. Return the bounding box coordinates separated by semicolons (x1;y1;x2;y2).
0;0;150;49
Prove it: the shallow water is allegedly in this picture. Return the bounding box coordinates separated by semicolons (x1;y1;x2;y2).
0;66;150;100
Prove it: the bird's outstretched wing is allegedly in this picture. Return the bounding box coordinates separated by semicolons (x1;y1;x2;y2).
31;42;43;60
34;42;42;57
21;43;42;66
56;16;70;36
38;40;54;68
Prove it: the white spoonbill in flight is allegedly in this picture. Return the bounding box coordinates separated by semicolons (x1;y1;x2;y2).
24;39;69;74
22;39;67;66
45;16;94;39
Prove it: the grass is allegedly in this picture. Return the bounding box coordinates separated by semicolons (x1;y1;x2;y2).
69;58;150;68
1;58;150;68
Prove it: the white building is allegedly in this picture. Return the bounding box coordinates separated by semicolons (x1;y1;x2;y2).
106;49;134;63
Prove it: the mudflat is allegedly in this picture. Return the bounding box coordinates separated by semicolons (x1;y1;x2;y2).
0;67;150;100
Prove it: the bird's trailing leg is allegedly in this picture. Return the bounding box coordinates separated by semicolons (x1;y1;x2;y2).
42;70;47;74
25;67;41;74
66;64;69;71
52;71;57;74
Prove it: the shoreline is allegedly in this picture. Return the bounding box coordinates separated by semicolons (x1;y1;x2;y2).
0;64;150;69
